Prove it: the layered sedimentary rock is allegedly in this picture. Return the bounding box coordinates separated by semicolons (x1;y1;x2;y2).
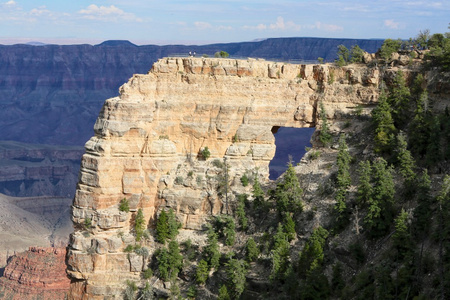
0;247;70;299
67;57;382;298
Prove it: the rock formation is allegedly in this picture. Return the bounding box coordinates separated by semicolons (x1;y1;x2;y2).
0;247;70;300
67;57;383;298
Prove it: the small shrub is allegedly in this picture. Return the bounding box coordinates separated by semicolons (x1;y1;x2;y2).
240;174;249;187
84;217;92;229
119;198;130;212
214;51;229;58
212;159;224;168
142;268;153;279
124;245;134;253
354;105;363;116
201;147;211;160
309;150;321;160
175;176;184;185
196;175;203;185
187;171;194;178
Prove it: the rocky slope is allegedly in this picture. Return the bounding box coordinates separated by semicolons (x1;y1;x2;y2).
67;55;386;298
0;247;70;300
0;193;72;268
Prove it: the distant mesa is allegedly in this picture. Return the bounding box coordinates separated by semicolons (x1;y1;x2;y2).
96;40;137;47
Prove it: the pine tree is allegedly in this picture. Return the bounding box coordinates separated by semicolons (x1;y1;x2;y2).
167;240;183;280
319;101;332;146
204;225;220;270
167;208;181;240
372;90;396;153
364;158;395;237
245;238;260;262
252;172;265;209
392;209;413;259
298;227;329;277
217;285;231;300
357;160;372;206
236;194;248;231
195;259;209;284
334;134;352;222
283;213;297;242
413;169;433;236
273;163;303;216
156;210;169;244
394;132;416;185
225;258;248;298
135;208;146;241
388;70;411;128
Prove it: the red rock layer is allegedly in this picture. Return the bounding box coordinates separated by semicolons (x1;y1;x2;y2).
0;247;70;300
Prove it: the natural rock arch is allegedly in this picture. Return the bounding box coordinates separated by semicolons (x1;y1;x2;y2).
68;57;380;298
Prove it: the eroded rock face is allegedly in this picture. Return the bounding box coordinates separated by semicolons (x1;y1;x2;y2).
67;57;382;298
0;247;70;300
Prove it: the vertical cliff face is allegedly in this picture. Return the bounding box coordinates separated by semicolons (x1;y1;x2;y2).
67;57;381;298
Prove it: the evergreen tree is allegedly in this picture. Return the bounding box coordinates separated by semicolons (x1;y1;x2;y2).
336;44;350;66
273;163;303;216
204;225;220;270
357;160;372;206
225;258;248;298
156;210;169;244
195;259;209;285
283;213;297;242
372;90;396;153
364;158;395;237
298;227;329;277
334;134;352;223
319;101;332;146
350;45;365;63
245;237;260;262
394;132;416;185
135;208;146;242
167;208;181;240
392;209;413;259
236;194;248;231
409;90;431;158
388;70;411;128
425;116;441;166
217;285;231;300
252;172;265;209
413;169;433;236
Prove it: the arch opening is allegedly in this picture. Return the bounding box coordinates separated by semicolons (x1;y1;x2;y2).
269;127;315;180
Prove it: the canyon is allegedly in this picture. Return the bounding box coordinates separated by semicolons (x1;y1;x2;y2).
66;55;385;298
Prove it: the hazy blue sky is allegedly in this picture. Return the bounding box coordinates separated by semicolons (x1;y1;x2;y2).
1;0;449;45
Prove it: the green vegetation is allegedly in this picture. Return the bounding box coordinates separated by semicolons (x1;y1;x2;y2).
134;209;146;242
200;146;211;160
156;209;181;244
214;51;230;58
119;198;130;212
318;101;332;146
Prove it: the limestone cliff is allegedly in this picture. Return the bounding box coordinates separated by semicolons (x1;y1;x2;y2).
67;56;385;298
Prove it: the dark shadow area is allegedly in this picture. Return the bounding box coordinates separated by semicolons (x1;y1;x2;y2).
269;127;315;179
0;267;4;277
